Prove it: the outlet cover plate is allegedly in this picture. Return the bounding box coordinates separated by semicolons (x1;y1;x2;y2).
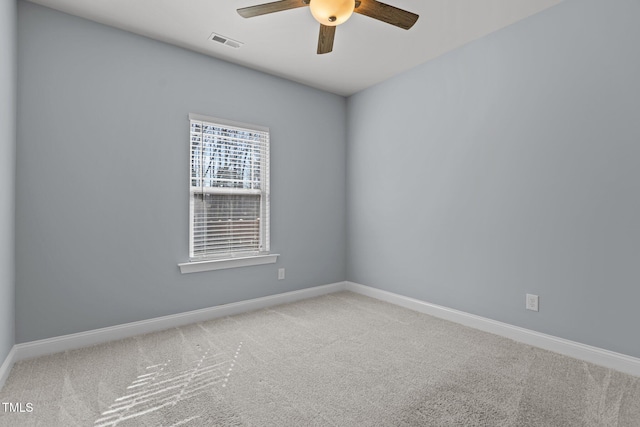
526;294;539;312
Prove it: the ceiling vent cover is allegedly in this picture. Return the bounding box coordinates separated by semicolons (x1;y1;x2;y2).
209;33;243;49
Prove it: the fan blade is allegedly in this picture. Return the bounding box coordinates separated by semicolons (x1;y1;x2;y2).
354;0;418;29
238;0;308;18
317;24;336;54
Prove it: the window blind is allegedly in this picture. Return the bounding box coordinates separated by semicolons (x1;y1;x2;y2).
189;115;270;260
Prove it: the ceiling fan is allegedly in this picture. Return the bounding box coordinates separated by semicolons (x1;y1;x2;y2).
237;0;419;54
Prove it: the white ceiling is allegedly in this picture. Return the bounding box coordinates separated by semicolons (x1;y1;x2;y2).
27;0;563;96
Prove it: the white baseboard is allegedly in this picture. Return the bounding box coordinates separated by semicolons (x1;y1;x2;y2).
0;346;17;390
13;282;347;363
345;282;640;377
5;280;639;386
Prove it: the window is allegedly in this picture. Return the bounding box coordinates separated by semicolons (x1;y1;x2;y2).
182;114;275;272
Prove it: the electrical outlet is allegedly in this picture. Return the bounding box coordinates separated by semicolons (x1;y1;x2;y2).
526;294;539;312
278;268;285;280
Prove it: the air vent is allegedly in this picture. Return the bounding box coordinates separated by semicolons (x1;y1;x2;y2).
209;33;243;49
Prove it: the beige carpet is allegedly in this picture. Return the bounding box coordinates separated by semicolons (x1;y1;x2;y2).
1;291;639;426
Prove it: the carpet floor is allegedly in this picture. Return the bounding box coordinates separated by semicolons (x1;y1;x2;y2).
1;291;639;426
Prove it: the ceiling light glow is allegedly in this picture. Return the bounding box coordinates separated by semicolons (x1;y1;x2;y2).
309;0;355;26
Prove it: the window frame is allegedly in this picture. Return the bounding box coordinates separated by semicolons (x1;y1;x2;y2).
179;113;278;273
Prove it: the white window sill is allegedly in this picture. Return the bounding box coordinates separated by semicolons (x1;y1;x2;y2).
178;254;279;274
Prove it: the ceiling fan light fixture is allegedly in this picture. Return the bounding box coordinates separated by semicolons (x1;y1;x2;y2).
309;0;355;26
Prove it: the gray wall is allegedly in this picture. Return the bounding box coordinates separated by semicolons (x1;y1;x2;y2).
16;1;347;343
14;0;640;360
0;0;16;360
347;0;640;358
